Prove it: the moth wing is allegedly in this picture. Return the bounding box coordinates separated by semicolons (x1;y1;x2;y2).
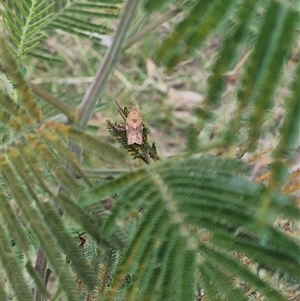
126;126;143;145
126;107;143;145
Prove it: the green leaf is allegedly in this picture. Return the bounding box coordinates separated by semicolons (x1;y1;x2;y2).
1;0;122;62
0;223;33;301
80;155;299;300
144;0;174;12
200;244;287;301
246;1;298;149
0;190;30;252
273;63;300;158
206;0;259;108
157;0;238;67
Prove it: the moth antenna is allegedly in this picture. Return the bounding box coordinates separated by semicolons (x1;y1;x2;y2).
114;100;127;122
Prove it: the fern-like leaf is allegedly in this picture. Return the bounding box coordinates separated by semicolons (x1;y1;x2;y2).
156;0;238;68
0;37;129;300
80;156;299;301
244;1;298;150
1;0;123;62
1;0;54;63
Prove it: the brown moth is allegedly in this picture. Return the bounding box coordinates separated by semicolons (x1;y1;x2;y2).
126;107;143;145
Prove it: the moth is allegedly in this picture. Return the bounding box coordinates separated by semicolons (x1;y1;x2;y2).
126;107;143;145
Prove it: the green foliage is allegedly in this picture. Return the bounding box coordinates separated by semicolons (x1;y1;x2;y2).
1;0;55;64
240;1;297;150
0;223;33;301
144;0;175;12
271;63;300;185
1;0;299;300
1;0;123;63
156;0;239;67
206;0;260;108
0;37;127;300
79;156;299;300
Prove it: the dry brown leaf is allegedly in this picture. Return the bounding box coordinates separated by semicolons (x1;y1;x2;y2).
167;87;204;108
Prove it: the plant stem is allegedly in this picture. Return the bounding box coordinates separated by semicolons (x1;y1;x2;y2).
84;168;131;178
34;247;48;301
29;82;77;122
77;0;140;130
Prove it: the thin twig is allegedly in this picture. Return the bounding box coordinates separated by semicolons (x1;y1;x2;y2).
123;8;182;50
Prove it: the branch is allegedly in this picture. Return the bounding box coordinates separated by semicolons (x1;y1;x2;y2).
77;0;139;130
29;82;76;122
